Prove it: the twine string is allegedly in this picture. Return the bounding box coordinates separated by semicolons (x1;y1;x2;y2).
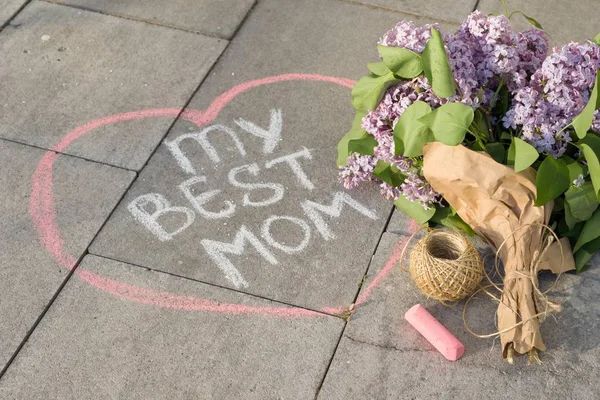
462;222;565;340
400;228;484;303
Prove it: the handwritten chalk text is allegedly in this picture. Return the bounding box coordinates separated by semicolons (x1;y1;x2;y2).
128;109;378;288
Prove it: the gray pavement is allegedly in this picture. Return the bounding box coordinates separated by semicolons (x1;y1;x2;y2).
0;0;26;26
48;0;255;39
0;139;134;369
0;255;343;399
0;1;226;170
0;0;599;399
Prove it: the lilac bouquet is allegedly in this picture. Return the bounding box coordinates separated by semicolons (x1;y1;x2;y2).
337;10;600;273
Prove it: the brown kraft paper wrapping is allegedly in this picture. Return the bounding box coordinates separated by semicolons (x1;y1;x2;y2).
422;142;575;359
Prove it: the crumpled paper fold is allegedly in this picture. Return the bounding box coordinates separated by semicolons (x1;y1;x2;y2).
422;142;575;359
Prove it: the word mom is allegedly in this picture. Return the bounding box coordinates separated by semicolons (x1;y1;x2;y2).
128;109;378;288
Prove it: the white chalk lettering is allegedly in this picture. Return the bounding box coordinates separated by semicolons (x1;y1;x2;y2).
201;226;278;288
301;192;378;240
261;215;311;254
127;193;195;242
234;108;283;154
128;108;382;289
228;163;285;207
165;124;246;174
265;147;315;190
179;176;236;219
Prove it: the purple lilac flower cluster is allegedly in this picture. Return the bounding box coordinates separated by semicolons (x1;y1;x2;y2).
446;11;548;104
504;42;600;157
340;11;554;209
339;153;377;189
345;77;442;207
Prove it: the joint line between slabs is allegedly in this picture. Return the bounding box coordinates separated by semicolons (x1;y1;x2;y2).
331;0;461;25
0;137;137;173
0;156;141;380
312;203;395;398
0;0;35;33
40;0;232;40
86;251;340;319
0;245;87;379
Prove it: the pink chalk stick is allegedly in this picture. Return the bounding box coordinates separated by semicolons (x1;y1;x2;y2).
404;304;464;361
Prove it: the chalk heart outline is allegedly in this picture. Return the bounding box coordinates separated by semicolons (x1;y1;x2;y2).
30;73;417;318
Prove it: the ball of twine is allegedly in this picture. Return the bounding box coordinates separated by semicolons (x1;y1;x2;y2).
408;230;483;303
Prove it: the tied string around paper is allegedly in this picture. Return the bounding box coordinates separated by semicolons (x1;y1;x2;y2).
461;222;566;364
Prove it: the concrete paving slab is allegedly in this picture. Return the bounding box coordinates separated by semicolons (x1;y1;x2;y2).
0;254;344;399
339;0;477;23
0;0;27;27
318;232;600;399
0;1;226;170
386;208;413;235
477;0;600;45
0;139;134;371
89;0;459;311
48;0;255;40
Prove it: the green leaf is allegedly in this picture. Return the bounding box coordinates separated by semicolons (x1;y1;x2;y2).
509;11;544;30
564;201;580;230
373;161;404;187
337;111;366;166
393;101;433;157
571;70;600;139
581;143;600;200
535;156;570;206
574;208;600;252
579;132;600;151
421;27;456;98
473;109;490;141
574;236;600;272
561;220;584;238
394;194;436;224
430;207;475;236
347;134;378;156
417;102;474;146
351;73;402;112
507;137;540;172
553;197;564;212
564;156;588;182
367;61;390;76
565;182;600;221
592;33;600;46
485;142;506;164
377;45;423;79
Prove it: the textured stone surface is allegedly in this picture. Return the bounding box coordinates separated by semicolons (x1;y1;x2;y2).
50;0;256;39
386;207;414;235
0;139;134;370
0;255;344;399
318;232;600;399
340;0;478;23
477;0;600;45
0;1;226;170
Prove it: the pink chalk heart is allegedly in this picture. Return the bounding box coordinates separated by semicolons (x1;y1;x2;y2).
30;73;418;317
